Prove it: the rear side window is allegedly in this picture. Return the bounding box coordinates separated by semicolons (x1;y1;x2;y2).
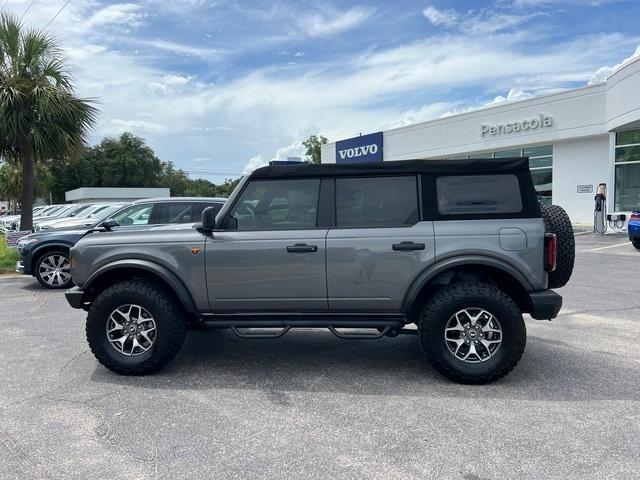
436;174;522;215
336;176;419;228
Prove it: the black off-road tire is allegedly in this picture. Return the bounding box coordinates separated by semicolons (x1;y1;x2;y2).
419;282;526;384
34;250;73;289
86;280;187;375
632;240;640;250
540;204;575;288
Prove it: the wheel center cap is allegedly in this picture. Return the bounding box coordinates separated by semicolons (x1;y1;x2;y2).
468;330;478;340
129;326;136;333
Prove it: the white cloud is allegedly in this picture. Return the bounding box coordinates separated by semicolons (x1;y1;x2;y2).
272;140;306;162
300;7;372;37
489;88;535;104
241;140;307;175
137;39;222;59
588;44;640;84
87;3;145;29
242;155;267;175
389;102;458;128
162;75;194;85
422;5;537;34
422;6;458;27
106;119;168;134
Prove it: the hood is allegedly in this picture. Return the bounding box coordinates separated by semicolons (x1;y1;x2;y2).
76;223;203;247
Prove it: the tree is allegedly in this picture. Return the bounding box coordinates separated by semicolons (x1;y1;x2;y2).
86;132;164;188
0;161;53;212
302;134;328;164
0;13;97;229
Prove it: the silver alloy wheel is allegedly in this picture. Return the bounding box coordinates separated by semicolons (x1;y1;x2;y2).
106;304;157;357
444;308;503;363
38;254;72;287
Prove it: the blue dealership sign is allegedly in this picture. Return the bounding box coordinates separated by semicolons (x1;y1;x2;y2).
335;131;383;164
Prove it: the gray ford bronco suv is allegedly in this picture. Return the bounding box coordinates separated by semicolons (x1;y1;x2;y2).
65;158;574;384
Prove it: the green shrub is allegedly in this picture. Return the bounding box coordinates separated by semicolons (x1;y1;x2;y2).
0;235;20;273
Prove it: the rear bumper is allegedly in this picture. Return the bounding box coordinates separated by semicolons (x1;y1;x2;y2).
65;287;87;310
528;289;563;320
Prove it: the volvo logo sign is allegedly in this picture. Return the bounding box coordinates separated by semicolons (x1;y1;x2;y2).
481;114;553;137
335;131;383;164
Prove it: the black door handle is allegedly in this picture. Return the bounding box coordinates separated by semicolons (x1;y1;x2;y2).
392;241;425;251
286;243;318;253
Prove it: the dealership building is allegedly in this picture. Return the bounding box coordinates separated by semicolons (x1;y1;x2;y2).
321;56;640;226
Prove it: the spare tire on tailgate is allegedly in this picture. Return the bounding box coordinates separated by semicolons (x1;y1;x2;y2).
540;204;575;288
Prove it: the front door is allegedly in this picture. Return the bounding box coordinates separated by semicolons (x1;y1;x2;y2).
206;178;328;312
326;175;435;312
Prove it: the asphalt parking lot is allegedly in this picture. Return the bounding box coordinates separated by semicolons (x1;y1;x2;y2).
0;232;638;480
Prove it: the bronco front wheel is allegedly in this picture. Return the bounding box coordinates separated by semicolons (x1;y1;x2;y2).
419;282;526;384
86;280;187;375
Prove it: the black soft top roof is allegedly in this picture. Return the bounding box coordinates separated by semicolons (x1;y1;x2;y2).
250;157;529;179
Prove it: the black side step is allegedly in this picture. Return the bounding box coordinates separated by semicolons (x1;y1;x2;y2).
200;315;410;340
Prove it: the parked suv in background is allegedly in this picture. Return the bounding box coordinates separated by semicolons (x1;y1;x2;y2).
17;197;226;289
66;159;575;384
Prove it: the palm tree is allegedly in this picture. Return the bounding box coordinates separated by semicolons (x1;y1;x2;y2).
0;13;97;230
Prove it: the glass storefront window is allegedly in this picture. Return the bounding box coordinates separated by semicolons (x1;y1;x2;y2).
468;152;491;159
494;149;521;158
616;130;640;146
614;145;640;163
524;145;553;157
529;156;552;169
614;163;640;211
614;129;640;211
531;168;553;205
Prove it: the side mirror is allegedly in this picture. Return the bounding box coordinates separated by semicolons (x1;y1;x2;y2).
100;219;119;231
200;205;220;231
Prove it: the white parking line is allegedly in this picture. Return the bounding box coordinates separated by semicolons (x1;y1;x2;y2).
574;231;592;236
589;242;631;251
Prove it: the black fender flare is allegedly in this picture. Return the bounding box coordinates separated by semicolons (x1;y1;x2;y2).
401;255;533;313
83;259;197;314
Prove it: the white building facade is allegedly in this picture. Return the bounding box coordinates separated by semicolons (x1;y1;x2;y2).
321;57;640;225
65;187;170;203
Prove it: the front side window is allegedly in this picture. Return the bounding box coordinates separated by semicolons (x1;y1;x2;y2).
614;129;640;211
437;174;523;215
111;204;153;226
226;179;320;230
336;176;419;228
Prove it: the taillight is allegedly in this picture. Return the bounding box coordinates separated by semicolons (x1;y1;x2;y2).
544;233;557;272
631;212;640;222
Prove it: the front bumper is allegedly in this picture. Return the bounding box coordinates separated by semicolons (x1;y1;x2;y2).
15;260;23;273
529;290;563;320
65;287;87;310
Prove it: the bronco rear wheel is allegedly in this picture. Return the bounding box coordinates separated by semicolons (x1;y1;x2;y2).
419;282;526;384
86;280;187;375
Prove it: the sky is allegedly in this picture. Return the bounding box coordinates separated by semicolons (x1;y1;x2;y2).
2;0;640;183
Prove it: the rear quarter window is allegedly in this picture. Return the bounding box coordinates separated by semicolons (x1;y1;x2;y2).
436;174;523;215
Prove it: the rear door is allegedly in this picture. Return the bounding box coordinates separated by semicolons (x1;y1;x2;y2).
206;178;329;312
326;175;435;312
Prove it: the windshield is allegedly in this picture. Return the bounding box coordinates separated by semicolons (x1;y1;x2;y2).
67;204;93;217
74;204;106;218
92;205;125;220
